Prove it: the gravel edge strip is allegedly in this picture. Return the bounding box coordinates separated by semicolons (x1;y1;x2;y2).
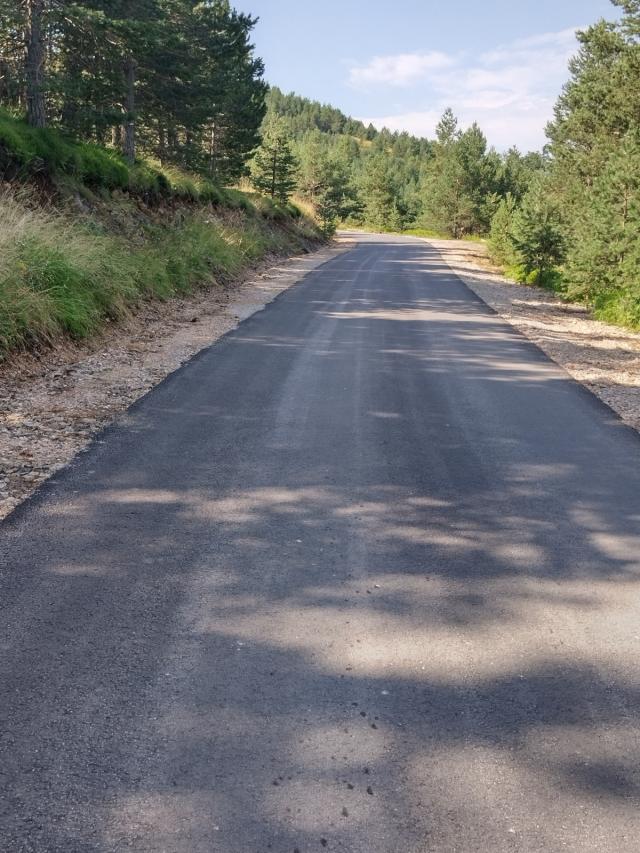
426;237;640;437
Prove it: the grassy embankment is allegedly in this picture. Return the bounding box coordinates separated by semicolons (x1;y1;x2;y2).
0;111;322;360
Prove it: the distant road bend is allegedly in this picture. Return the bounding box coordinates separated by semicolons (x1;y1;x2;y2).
2;233;640;852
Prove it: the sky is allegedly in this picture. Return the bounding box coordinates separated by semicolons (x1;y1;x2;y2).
240;0;618;152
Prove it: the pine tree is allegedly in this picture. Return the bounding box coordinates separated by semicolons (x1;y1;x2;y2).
511;177;565;282
250;118;298;202
543;0;640;318
435;108;459;146
0;0;266;177
489;194;518;267
360;153;401;231
566;131;640;321
25;0;46;127
314;155;357;234
421;111;472;237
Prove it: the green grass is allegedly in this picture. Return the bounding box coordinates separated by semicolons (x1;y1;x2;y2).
0;114;324;358
0;111;130;190
0;191;321;358
0;110;255;208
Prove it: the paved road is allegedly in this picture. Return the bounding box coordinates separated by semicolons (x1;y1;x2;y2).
2;233;640;852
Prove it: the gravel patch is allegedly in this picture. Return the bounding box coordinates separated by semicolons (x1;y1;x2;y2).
0;239;349;520
428;238;640;436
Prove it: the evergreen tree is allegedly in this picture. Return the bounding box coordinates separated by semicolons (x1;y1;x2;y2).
435;107;459;146
25;0;46;127
360;153;402;231
511;176;565;282
250;118;298;201
0;1;25;108
489;194;519;267
314;156;358;234
541;0;640;317
0;0;265;176
421;111;488;237
566;131;640;321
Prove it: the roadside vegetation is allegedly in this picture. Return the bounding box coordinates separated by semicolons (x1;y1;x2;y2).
0;187;316;358
490;0;640;328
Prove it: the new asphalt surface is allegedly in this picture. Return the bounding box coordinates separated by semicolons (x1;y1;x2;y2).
2;233;640;852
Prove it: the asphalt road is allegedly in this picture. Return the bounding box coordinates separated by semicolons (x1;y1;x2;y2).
2;233;640;852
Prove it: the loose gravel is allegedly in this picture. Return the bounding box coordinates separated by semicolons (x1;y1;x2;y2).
429;238;640;436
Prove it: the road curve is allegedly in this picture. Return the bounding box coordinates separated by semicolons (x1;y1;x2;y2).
2;233;640;852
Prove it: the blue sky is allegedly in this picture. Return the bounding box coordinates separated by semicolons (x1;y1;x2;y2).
241;0;618;151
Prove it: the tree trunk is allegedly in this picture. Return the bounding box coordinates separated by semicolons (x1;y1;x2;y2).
25;0;46;128
208;125;216;177
271;151;277;198
158;123;166;164
168;123;177;158
122;56;136;164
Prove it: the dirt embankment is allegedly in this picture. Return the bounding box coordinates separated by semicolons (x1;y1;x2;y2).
0;240;348;521
430;238;640;435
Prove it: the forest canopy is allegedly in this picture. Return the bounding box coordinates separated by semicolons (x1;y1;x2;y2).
0;0;266;181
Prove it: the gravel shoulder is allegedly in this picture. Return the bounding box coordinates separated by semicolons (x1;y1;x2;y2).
0;238;348;520
429;237;640;435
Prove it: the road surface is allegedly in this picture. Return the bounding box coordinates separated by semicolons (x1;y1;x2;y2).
2;233;640;852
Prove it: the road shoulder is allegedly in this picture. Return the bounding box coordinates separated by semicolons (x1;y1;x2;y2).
427;237;640;437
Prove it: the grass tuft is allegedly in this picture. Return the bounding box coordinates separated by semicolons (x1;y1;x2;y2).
0;191;321;358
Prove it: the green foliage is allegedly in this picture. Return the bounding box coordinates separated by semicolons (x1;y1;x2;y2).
250;117;298;202
510;177;565;281
0;110;259;210
262;92;544;238
0;190;320;358
0;109;129;187
565;131;640;324
265;87;370;138
296;136;360;234
0;0;266;181
420;119;509;238
541;0;640;325
360;153;404;231
488;194;519;267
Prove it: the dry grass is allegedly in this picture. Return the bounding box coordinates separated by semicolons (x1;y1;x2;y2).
0;190;320;359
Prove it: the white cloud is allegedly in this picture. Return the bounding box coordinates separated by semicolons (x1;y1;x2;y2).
480;27;580;65
353;27;582;151
349;51;455;87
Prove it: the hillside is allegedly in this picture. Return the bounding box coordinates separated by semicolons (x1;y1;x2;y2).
263;86;544;237
0;112;321;360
